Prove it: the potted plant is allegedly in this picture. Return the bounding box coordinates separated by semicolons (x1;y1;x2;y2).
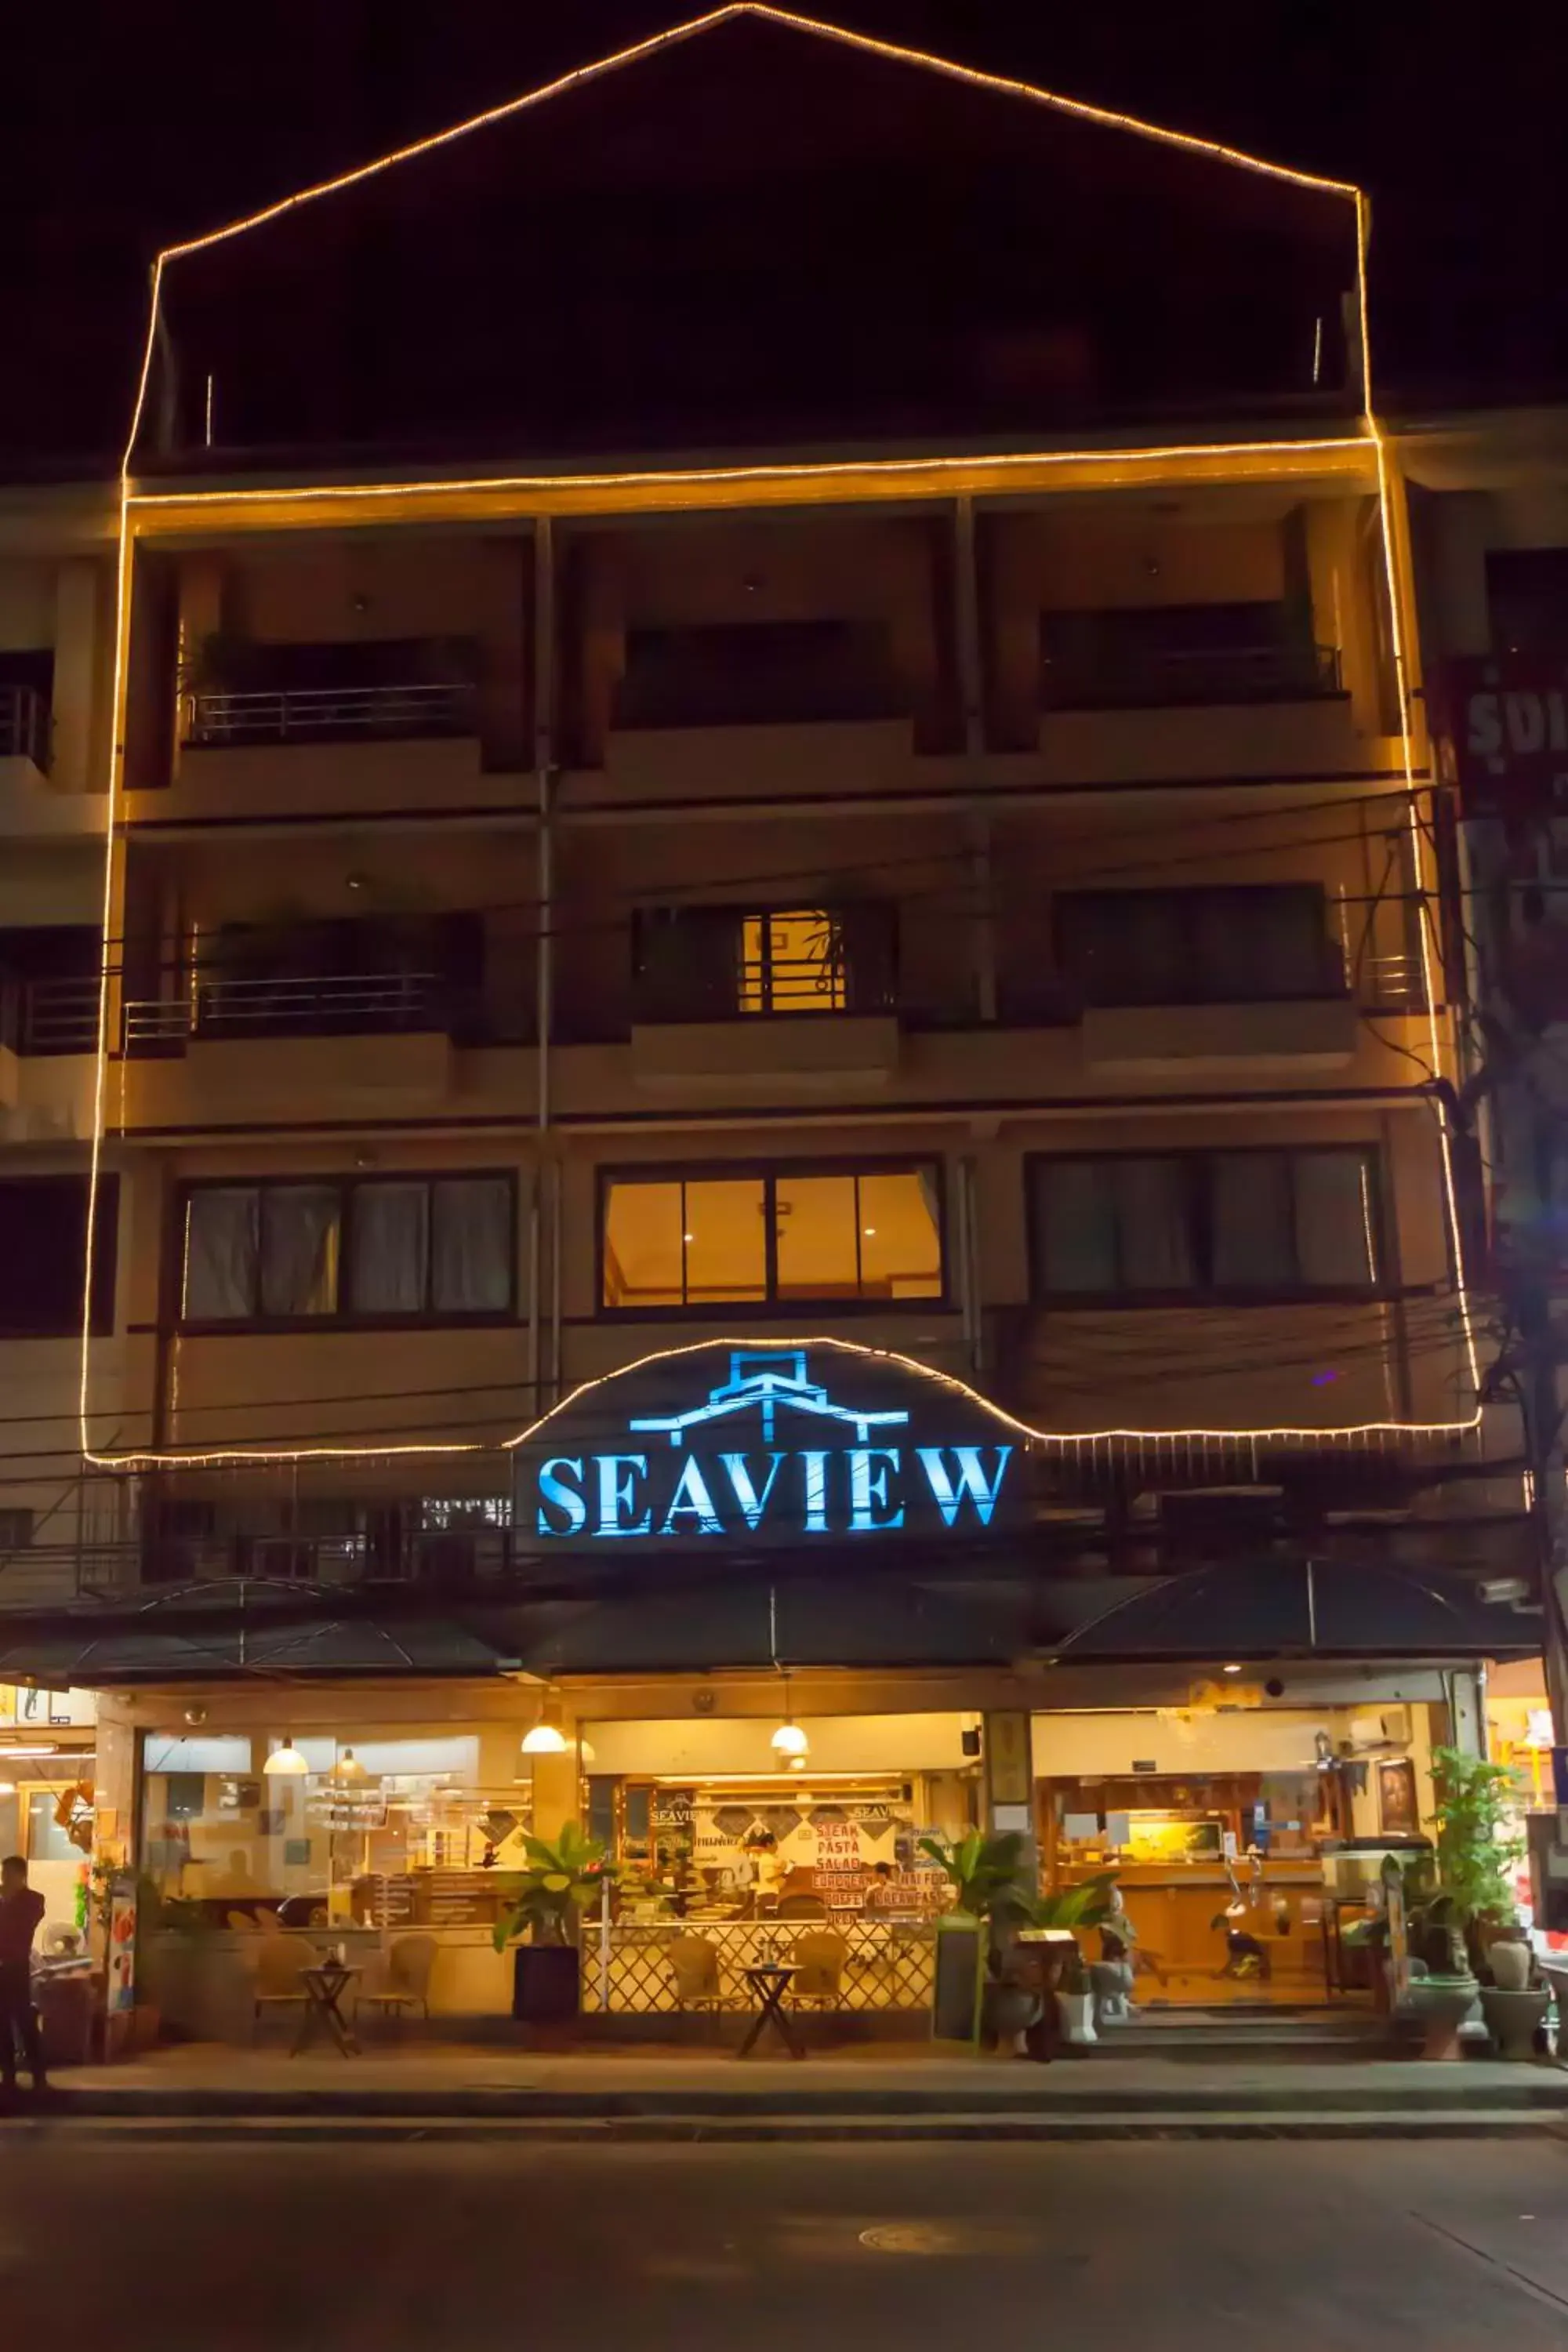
492;1824;611;2025
1428;1746;1527;1973
1014;1874;1120;2045
917;1830;1031;2045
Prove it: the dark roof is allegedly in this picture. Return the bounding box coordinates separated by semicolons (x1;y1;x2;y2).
143;10;1360;469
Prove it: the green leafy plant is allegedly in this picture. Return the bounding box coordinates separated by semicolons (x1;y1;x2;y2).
1014;1872;1120;1935
491;1824;611;1952
1428;1746;1526;1965
917;1830;1030;1922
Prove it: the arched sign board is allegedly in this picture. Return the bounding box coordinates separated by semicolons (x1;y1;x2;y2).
511;1342;1026;1552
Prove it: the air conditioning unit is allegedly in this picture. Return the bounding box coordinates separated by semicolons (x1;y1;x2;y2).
1348;1706;1410;1749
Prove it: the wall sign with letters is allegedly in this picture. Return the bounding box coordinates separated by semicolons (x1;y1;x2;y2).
512;1343;1025;1549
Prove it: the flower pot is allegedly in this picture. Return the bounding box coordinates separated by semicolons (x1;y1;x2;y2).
983;1982;1040;2052
1089;1958;1134;2025
511;1943;580;2024
1407;1974;1479;2061
1488;1936;1533;1993
1054;1989;1098;2048
1480;1984;1548;2061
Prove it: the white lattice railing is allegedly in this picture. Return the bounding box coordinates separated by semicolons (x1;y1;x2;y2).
580;1916;937;2014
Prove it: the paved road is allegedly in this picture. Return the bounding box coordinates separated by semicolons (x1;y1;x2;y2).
5;2139;1567;2345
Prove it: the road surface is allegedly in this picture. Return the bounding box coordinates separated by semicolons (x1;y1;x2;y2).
4;2136;1567;2345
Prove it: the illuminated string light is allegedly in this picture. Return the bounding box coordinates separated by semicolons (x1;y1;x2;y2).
80;9;1485;1469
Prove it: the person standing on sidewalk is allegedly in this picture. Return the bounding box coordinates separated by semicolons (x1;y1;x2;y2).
0;1854;47;2098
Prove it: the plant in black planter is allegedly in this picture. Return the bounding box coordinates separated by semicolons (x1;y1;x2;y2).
492;1824;611;2025
917;1830;1032;2045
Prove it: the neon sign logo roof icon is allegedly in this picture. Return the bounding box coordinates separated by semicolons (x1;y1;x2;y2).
627;1350;910;1446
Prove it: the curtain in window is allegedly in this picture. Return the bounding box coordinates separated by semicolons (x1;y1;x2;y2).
1035;1161;1117;1292
183;1189;258;1319
1210;1154;1294;1288
1113;1158;1196;1290
260;1185;339;1317
432;1178;512;1313
351;1182;430;1314
1294;1151;1376;1287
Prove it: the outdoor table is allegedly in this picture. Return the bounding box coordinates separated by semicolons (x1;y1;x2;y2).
292;1962;361;2057
736;1963;804;2059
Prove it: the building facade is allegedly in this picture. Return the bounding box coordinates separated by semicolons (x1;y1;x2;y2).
0;13;1546;2010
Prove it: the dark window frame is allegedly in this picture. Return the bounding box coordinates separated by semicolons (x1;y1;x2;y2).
1052;882;1344;1009
1025;1144;1388;1307
631;901;897;1023
0;1173;118;1338
176;1170;518;1332
597;1156;947;1319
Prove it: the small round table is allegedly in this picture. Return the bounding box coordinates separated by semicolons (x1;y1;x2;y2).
736;1963;803;2059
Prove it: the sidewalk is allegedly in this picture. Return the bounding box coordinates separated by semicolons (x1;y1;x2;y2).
11;2038;1568;2139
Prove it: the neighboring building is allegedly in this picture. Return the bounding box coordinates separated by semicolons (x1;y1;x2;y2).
0;14;1543;2013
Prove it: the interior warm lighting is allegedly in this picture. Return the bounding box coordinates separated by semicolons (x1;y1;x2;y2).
771;1718;810;1757
332;1748;368;1784
521;1722;569;1756
1221;1663;1243;1676
0;1746;60;1761
0;1783;15;1796
579;1737;597;1767
263;1737;310;1778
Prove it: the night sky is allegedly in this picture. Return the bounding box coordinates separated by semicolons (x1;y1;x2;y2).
3;0;1563;469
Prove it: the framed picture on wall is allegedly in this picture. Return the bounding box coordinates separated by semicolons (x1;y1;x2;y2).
1377;1758;1419;1837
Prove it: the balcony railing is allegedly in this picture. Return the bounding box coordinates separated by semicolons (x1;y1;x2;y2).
0;976;100;1055
123;970;445;1048
183;680;476;747
1043;640;1343;713
0;684;49;768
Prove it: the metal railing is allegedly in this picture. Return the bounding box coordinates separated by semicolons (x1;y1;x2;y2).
183;680;475;746
0;684;49;767
0;976;100;1054
122;970;444;1047
637;952;894;1025
1044;640;1343;713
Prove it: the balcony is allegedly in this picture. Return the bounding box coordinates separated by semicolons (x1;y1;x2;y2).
0;684;49;768
1036;605;1372;785
144;646;497;827
183;679;475;748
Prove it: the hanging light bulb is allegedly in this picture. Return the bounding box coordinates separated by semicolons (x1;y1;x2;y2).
332;1748;368;1784
520;1683;568;1756
263;1737;310;1778
771;1718;809;1759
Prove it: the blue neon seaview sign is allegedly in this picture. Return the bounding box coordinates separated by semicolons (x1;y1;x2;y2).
518;1348;1018;1547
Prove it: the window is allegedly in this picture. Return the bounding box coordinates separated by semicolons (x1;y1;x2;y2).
1054;887;1341;1007
601;1163;943;1312
633;902;893;1022
1029;1148;1380;1300
180;1174;514;1325
0;1174;118;1337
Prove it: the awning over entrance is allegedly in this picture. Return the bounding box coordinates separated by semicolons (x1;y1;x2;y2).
0;1555;1535;1686
1040;1558;1538;1662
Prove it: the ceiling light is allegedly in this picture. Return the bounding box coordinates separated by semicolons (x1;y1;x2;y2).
332;1748;368;1784
0;1746;59;1759
863;1227;876;1237
0;1783;15;1796
771;1719;809;1759
521;1722;568;1755
263;1737;310;1777
1221;1663;1243;1676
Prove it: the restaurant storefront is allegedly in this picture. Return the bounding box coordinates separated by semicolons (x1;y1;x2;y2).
0;1341;1539;2037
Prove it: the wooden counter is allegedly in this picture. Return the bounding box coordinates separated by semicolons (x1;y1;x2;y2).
1059;1863;1327;1985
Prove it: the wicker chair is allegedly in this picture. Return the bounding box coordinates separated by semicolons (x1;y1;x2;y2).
789;1929;848;2009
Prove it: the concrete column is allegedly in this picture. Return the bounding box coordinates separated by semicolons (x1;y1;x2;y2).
528;1717;580;1843
51;559;101;795
1447;1667;1488;1759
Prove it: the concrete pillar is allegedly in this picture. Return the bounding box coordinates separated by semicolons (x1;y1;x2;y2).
51;559;101;795
1447;1667;1488;1759
528;1717;580;1843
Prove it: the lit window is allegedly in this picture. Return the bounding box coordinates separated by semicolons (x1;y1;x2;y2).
601;1164;942;1312
739;911;847;1014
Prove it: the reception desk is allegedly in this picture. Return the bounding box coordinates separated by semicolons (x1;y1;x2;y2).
1059;1861;1328;1995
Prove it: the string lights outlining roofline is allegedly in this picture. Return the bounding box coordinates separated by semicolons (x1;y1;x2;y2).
77;12;1477;1470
